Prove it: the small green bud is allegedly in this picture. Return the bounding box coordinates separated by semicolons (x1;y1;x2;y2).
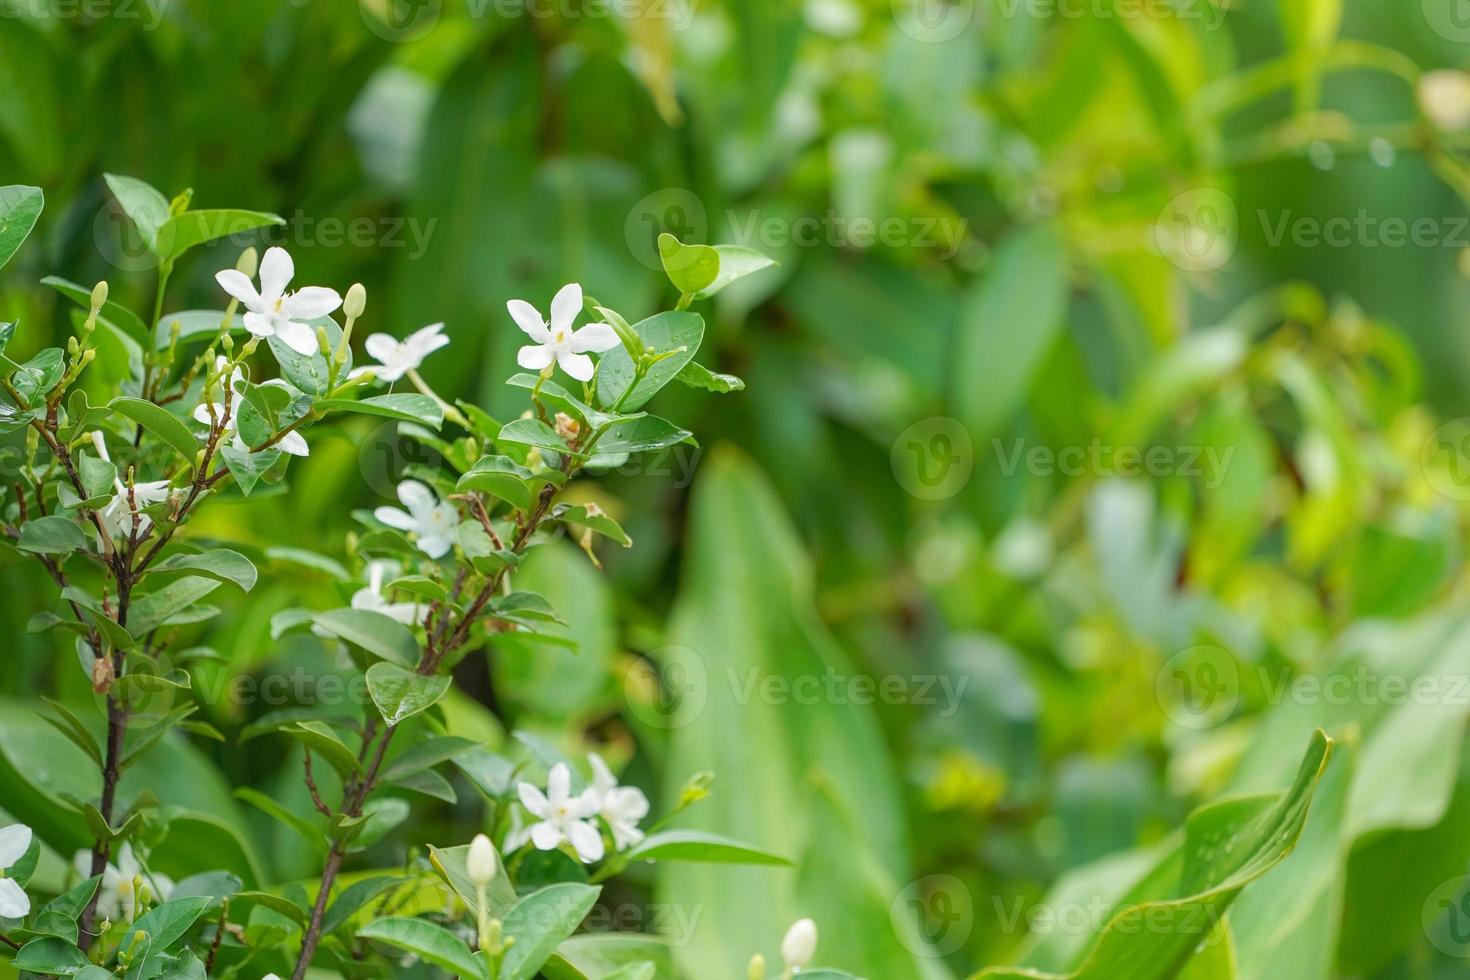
315;326;330;356
81;349;96;366
344;282;367;320
220;333;234;353
677;771;715;811
67;336;79;357
236;247;259;278
748;954;766;980
90;280;109;310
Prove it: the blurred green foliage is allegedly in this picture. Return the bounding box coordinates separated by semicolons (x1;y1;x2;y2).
6;0;1470;976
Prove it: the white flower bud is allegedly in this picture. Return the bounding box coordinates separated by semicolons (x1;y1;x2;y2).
90;280;109;310
466;833;498;887
344;282;367;320
1420;70;1470;132
780;918;817;970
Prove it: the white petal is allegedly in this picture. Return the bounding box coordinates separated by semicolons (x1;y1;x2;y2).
193;402;222;427
556;350;595;382
611;820;645;850
529;821;564;852
242;312;276;338
284;286;342;321
546;763;572;805
276;320;320;356
278;431;310;457
0;877;29;919
258;247;294;302
517;344;555;371
566;820;605;863
518;782;550;817
396;480;436;518
374;506;417;531
214;269;262;310
0;824;31;868
588;754;616;797
115;843;138;878
406;323;448;356
609;786;650;822
570;322;620;354
364;333;401;365
549;283;583;334
73;849;94;880
507;300;551;343
416;533;453;559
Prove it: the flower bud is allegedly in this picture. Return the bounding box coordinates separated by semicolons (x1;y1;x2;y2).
780;919;817;970
467;833;498;887
90;280;109;310
1420;70;1470;132
344;283;367;320
554;412;581;444
747;954;766;980
236;247;259;278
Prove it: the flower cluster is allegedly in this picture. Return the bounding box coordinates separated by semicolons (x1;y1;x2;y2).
510;755;650;864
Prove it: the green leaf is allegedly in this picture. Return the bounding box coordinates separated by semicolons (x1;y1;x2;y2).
77;451;116;499
11;347;65;405
595;415;694;454
312;608;419;666
323;876;401;935
120;896;211;959
953;224;1068;441
14;937;91;974
974;731;1334;980
152;310;245;349
694;245;777;299
18;515;85;555
41;276;150;346
283;721;362;775
158;208;285;263
236;889;309;926
624;830;790;866
149;549;257;592
498;417;574;455
366;662;451;725
317;393;444;429
0;184;43;271
357;917;487;980
219;445;280;495
501;883;602;980
103;173;170;254
674;360;745;394
595;311;704;412
109;396;200;469
658;233;720;295
233;789;325;855
551;503;631;547
456;455;534;511
382;735;478;781
126;576;221;636
40;698;103;768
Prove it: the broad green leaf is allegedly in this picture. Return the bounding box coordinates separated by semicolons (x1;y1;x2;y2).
103;173;170;253
501;883;602;980
457;455;535;511
219;445;280;495
595;415;693;454
694;245;776;299
0;184;42;271
284;720;362;774
110;396;200;469
673;360;744;394
14;937;91;974
625;830;790;866
149;549;257;592
312;608;419;667
121;896;212;957
77;451;116;498
658;233;720;295
595;312;703;412
382;735;478;781
41;276;150;346
159;208;285;262
126;576;221;636
317;393;444;429
357;916;487;979
366;662;451;725
323;876;401;935
11;347;64;405
498;417;574;455
233;789;326;854
551;503;631;547
153;310;246;349
18;515;85;555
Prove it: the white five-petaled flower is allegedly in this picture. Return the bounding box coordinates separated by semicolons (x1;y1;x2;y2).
374;480;461;559
517;763;605;863
508;283;619;383
90;432;173;545
781;918;818;971
73;842;173;923
0;823;33;919
351;560;421;624
215;246;341;356
587;753;649;851
353;323;450;383
192;358;309;457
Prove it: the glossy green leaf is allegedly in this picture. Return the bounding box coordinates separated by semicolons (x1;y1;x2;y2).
366;662;451;725
0;184;42;271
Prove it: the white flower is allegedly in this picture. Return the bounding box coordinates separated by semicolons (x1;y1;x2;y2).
517;763;605;863
503;807;532;853
508;283;619;383
215;246;341;356
73;843;173;923
351;560;421;624
374;480;460;558
354;323;450;383
192;360;309;457
90;432;173;545
587;754;649;851
466;833;498;887
0;823;33;919
781;918;818;970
